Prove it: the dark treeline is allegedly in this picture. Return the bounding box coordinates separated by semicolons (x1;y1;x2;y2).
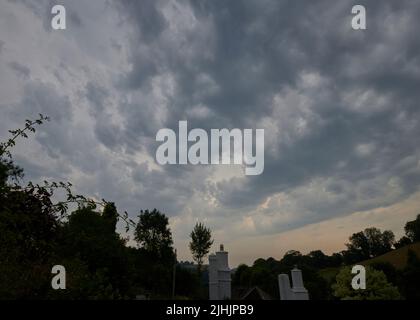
0;170;203;299
0;185;199;299
233;217;420;300
0;116;201;299
1;116;420;300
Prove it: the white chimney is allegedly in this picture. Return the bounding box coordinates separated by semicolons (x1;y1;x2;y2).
209;244;231;300
278;267;309;300
291;267;309;300
278;274;293;300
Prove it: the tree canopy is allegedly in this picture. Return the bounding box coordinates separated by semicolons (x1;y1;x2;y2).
333;266;400;300
344;227;395;263
405;214;420;243
135;209;174;260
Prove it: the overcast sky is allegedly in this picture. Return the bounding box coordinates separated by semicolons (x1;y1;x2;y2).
1;0;420;266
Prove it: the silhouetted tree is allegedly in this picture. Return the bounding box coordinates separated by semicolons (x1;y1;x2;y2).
135;209;174;261
404;214;420;243
308;250;329;269
189;222;213;274
394;236;412;249
174;265;200;298
399;250;420;300
280;250;304;267
370;262;398;285
345;227;395;262
232;264;251;287
0;185;60;299
330;252;344;267
102;202;118;233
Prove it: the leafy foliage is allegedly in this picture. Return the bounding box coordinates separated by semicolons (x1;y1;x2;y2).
333;266;400;300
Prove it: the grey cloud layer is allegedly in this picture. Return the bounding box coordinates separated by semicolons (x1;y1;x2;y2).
1;0;420;241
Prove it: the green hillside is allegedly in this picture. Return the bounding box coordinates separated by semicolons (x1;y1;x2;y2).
362;242;420;270
319;242;420;283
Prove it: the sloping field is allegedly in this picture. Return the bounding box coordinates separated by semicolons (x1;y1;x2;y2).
319;242;420;282
362;242;420;270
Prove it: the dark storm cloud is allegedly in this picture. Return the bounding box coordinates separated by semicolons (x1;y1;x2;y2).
6;81;75;159
8;61;30;78
211;0;420;213
85;82;124;150
6;81;108;177
3;0;420;238
10;81;72;123
116;0;167;42
110;0;420;227
113;0;167;88
85;81;108;114
13;154;72;182
68;9;83;27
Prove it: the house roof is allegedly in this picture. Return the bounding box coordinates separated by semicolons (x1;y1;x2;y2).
239;286;273;300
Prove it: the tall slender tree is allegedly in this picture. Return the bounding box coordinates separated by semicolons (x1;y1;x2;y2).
189;222;213;274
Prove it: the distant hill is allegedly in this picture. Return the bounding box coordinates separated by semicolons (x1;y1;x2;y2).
319;242;420;282
362;242;420;270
